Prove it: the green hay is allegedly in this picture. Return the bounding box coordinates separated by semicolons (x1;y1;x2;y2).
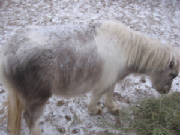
130;92;180;135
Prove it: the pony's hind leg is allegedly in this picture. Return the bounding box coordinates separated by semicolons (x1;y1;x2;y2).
23;99;48;135
8;89;24;135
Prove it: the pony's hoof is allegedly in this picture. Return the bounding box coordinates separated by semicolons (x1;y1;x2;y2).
106;104;120;115
31;128;42;135
110;107;120;115
88;107;102;115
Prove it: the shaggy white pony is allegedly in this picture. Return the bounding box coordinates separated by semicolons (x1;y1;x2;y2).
0;21;179;135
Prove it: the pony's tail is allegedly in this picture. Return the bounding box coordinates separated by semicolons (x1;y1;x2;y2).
0;52;23;135
7;88;23;135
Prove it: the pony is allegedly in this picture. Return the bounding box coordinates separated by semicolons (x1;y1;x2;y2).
0;21;179;135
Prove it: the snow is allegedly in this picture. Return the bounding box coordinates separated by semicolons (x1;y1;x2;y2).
0;0;179;135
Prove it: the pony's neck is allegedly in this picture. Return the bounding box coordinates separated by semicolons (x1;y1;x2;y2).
126;32;165;74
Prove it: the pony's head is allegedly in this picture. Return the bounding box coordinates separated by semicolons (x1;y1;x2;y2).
150;54;179;94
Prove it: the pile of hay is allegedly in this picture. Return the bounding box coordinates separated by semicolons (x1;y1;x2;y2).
130;92;180;135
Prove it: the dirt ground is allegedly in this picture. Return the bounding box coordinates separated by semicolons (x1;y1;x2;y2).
0;0;179;135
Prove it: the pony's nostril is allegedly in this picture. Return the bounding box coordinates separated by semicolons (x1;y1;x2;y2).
170;73;177;79
163;85;171;94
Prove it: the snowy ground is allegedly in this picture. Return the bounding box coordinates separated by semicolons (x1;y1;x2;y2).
0;0;179;135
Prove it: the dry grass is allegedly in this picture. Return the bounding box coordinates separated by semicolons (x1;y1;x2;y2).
130;92;180;135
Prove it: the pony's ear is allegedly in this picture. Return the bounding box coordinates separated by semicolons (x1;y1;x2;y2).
169;61;174;69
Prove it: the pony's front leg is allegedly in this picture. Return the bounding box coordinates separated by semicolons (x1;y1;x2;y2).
88;90;104;115
105;85;120;114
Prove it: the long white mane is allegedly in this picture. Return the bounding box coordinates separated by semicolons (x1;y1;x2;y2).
97;21;178;72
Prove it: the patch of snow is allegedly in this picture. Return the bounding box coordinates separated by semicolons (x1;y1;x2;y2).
0;0;179;135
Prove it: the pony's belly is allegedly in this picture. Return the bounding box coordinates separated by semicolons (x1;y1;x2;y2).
53;81;97;97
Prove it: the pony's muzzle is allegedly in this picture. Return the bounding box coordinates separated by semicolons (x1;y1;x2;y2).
157;84;171;94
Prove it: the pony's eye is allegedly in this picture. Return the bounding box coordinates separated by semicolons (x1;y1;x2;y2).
169;61;174;69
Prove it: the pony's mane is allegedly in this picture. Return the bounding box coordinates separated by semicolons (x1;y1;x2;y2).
127;34;175;72
98;21;177;72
